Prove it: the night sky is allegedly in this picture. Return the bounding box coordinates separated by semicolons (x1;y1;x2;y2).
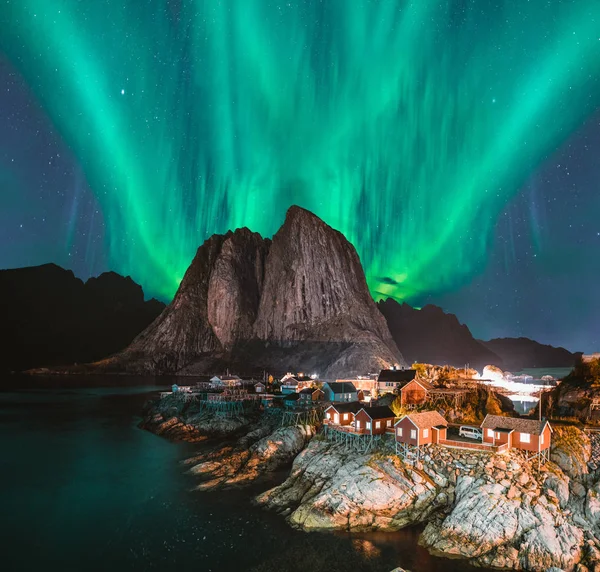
1;1;598;353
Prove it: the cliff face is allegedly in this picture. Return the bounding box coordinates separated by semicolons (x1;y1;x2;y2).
378;300;502;371
107;206;404;377
0;263;164;372
479;337;582;371
254;207;394;346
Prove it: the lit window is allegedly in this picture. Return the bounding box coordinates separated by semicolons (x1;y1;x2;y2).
487;429;494;438
343;413;348;420
326;413;330;419
410;429;417;439
366;422;371;430
520;432;530;443
397;427;403;437
540;433;544;445
386;420;392;427
423;429;429;438
495;432;501;440
375;421;381;429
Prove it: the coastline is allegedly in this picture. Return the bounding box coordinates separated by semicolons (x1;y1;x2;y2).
142;393;600;571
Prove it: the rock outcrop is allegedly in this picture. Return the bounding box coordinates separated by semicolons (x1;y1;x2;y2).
187;423;315;489
0;263;164;373
548;356;600;422
378;300;502;371
257;426;600;571
94;206;404;377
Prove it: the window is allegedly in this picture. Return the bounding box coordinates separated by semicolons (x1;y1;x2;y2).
356;420;361;429
540;433;544;445
343;413;348;420
386;419;392;427
410;429;417;439
487;429;494;438
375;421;381;429
397;427;403;437
334;414;339;424
423;429;429;438
495;432;501;440
520;432;530;443
366;422;371;430
326;412;330;420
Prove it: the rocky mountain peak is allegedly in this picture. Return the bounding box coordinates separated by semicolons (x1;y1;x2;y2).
113;206;403;376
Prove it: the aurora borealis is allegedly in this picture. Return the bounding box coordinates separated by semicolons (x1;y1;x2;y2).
1;1;600;351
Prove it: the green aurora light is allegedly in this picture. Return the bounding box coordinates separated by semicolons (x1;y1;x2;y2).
2;0;599;302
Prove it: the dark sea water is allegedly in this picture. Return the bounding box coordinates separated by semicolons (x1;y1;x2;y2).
0;376;486;572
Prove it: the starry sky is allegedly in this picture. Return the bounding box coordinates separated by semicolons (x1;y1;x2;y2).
0;0;599;353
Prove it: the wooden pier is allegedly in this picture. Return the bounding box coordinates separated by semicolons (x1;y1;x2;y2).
322;424;383;453
280;406;324;428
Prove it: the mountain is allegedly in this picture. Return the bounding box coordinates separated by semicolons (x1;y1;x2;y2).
479;337;582;371
0;264;165;373
377;300;502;371
103;206;404;377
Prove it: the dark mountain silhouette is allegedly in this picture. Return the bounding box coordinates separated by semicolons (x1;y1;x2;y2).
377;299;502;371
95;206;404;377
0;263;164;373
479;337;582;371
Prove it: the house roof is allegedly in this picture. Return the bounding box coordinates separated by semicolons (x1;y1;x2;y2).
358;405;395;420
401;379;434;391
324;382;357;394
299;387;321;395
326;401;363;414
396;411;448;429
481;415;551;435
377;369;417;383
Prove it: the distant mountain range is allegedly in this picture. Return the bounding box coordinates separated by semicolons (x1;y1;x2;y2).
1;208;582;376
377;300;500;371
478;337;582;372
378;299;581;372
0;263;164;373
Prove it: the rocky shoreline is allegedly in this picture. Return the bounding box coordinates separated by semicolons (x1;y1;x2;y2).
142;395;600;571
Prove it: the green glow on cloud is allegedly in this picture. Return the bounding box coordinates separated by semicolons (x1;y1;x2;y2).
1;0;599;301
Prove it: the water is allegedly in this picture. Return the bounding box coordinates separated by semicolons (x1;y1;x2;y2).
507;367;573;414
515;367;573;381
0;375;486;572
510;397;538;415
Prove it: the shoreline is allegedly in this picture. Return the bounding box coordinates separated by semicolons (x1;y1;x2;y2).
142;393;600;571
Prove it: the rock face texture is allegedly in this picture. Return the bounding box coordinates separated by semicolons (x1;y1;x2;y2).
257;429;600;571
548;357;600;422
378;300;502;371
0;263;164;372
480;337;581;371
101;206;403;377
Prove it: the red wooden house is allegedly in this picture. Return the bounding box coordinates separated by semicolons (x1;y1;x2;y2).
324;401;363;426
354;406;396;435
481;415;552;454
394;411;448;446
399;379;433;407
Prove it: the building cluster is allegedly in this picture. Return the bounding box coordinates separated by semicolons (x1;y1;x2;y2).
320;369;552;462
168;368;552;463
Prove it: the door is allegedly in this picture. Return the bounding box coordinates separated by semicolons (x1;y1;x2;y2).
334;414;339;424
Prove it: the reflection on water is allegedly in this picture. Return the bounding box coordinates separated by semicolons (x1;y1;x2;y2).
0;375;487;572
510;398;539;415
